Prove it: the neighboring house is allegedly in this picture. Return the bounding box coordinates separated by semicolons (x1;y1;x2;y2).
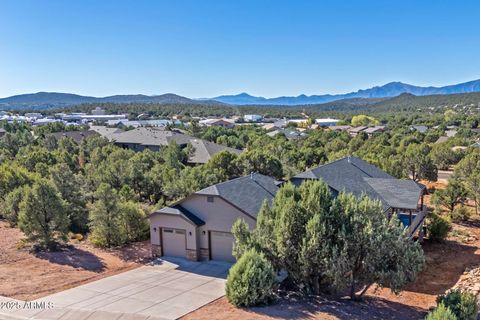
110;127;241;164
435;136;449;144
267;128;308;140
328;125;351;132
315;118;340;127
0;128;6;138
348;126;367;136
199;118;235;129
470;142;480;148
291;156;427;238
48;130;99;143
363;125;386;137
187;139;242;164
262;123;280;131
244;114;263;122
410;125;429;133
89;125;124;140
445;130;457;138
149;174;279;262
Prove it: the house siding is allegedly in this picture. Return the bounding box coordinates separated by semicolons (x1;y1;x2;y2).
180;194;256;250
149;214;198;256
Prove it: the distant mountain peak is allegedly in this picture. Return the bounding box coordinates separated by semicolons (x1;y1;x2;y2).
211;79;480;105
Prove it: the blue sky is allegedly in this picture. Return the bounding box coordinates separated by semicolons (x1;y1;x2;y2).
1;0;479;98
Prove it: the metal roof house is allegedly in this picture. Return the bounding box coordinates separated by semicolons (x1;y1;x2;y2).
149;174;279;262
291;156;427;237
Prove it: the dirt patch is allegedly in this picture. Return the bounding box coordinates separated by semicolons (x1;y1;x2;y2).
0;221;152;300
182;295;426;320
184;218;480;320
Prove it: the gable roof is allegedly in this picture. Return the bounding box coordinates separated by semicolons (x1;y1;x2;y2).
187;139;242;164
110;127;241;163
293;156;422;210
110;127;192;146
195;174;279;217
89;125;124;139
153;205;205;226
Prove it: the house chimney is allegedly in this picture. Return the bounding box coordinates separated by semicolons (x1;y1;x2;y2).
347;155;351;163
250;172;255;180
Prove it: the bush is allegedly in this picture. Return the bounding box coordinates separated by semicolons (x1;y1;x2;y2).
426;303;457;320
437;290;478;320
226;249;276;307
450;206;471;223
429;213;452;241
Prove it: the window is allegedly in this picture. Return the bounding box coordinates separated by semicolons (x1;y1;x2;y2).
207;196;214;203
163;229;174;233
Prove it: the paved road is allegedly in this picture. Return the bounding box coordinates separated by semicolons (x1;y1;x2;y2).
0;258;231;320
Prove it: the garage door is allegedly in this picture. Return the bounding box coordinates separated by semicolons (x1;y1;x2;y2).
162;228;186;258
210;231;235;262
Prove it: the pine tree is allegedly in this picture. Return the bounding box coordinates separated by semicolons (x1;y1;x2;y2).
18;180;69;250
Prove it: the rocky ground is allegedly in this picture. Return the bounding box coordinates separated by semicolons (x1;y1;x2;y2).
0;221;152;300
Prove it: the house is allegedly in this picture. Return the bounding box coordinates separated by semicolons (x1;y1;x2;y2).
445;130;457;138
267;128;308;140
348;126;367;136
410;125;429;133
149;174;279;262
435;136;449;144
199;118;235;129
328;125;351;132
110;127;241;164
291;156;427;238
363;125;386;137
0;128;6;138
187;139;242;164
261;123;279;131
315;118;340;127
244;114;263;122
89;125;124;140
47;130;99;143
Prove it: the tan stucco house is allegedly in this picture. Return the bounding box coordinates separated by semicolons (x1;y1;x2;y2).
149;174;279;262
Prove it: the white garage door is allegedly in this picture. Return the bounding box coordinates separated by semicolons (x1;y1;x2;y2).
162;228;186;258
210;231;235;262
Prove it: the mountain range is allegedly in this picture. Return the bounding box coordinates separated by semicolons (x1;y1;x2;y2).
0;92;221;110
1;79;480;109
212;79;480;105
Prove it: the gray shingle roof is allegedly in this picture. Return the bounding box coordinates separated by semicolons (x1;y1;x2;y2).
293;156;422;210
196;174;279;217
155;205;205;226
364;178;424;210
187;139;242;164
89;125;124;139
110;127;241;164
110;127;192;146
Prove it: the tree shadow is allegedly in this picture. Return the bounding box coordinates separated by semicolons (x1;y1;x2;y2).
112;240;153;263
247;295;426;320
34;245;106;272
401;239;480;296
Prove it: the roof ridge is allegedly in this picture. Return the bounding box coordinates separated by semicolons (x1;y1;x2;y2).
348;157;376;178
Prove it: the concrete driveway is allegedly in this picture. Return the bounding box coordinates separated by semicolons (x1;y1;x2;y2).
1;258;231;320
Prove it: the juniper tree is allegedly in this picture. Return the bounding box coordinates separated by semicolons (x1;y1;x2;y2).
18;180;69;250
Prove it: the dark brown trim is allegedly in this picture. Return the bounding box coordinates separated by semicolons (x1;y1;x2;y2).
149;211;199;226
208;231;212;260
159;227;164;256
